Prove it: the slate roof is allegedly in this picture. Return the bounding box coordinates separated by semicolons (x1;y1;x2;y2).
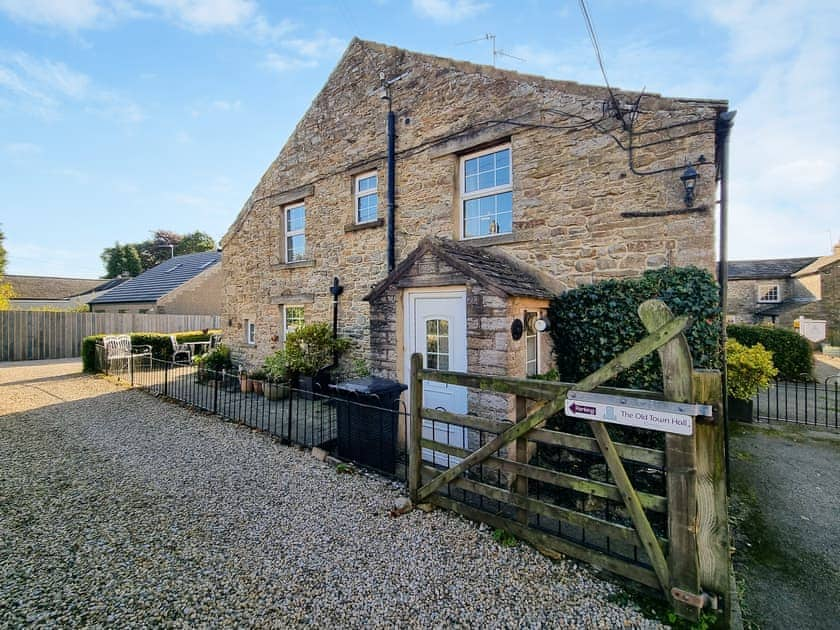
726;257;817;280
755;297;817;317
792;251;840;277
89;251;221;304
364;237;555;302
4;275;103;300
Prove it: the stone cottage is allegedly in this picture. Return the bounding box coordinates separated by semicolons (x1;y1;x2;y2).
727;242;840;334
220;39;727;426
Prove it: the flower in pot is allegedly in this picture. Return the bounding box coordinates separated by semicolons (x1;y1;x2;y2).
263;349;291;401
726;338;778;421
249;368;266;395
285;322;352;397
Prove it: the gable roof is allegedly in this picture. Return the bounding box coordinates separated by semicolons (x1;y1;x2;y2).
364;237;556;302
792;251;840;277
726;258;817;280
89;251;221;304
221;37;728;247
4;275;103;300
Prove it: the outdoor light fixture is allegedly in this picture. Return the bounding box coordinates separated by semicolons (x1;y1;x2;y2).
680;165;698;207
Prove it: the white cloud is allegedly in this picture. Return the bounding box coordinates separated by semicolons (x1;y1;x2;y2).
0;0;131;30
139;0;255;32
0;51;144;122
263;32;347;74
211;99;241;111
3;141;42;157
696;1;840;257
411;0;488;23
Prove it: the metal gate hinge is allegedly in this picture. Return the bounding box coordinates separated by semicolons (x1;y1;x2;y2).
670;587;719;610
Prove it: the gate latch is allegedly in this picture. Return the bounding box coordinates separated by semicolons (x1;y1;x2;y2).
670;587;719;610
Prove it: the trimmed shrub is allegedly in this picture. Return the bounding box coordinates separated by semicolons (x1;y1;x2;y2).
82;329;220;372
727;324;812;381
725;339;778;400
548;266;721;391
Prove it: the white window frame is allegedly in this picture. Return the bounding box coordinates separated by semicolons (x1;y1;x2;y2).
245;319;256;345
283;305;305;339
354;171;379;224
460;143;513;240
524;310;540;377
757;284;780;303
285;203;306;263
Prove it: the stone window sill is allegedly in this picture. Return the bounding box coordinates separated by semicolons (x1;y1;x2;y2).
345;218;384;233
270;260;316;271
462;232;529;247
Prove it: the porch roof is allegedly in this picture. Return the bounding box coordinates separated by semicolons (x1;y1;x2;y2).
364;237;556;302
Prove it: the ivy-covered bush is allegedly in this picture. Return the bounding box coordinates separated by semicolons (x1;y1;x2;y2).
725;339;778;400
548;267;721;391
82;329;220;372
727;324;812;381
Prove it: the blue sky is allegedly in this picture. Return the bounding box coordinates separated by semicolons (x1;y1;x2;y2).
1;0;837;278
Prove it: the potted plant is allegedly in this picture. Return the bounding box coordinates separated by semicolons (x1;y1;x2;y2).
822;330;840;358
249;368;266;395
194;344;233;382
726;338;778;421
263;350;291;401
239;367;251;393
285;322;352;398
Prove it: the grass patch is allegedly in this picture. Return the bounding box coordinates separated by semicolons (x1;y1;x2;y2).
607;589;722;629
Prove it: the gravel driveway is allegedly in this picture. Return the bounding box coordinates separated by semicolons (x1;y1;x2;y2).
0;361;660;628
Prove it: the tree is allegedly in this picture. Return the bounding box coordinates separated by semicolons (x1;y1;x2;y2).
100;229;215;277
102;242;143;278
0;226;14;310
0;225;7;276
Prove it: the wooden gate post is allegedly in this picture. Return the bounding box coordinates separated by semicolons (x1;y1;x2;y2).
639;300;700;621
408;352;424;503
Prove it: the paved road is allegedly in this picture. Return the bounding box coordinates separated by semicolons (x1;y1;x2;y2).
730;422;840;629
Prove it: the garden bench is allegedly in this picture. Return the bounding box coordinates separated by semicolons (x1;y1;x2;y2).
102;335;152;371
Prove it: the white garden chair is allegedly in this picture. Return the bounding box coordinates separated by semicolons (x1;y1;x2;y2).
102;335;152;372
170;335;191;364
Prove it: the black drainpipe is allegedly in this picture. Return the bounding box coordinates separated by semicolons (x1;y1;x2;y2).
716;109;736;493
387;106;396;272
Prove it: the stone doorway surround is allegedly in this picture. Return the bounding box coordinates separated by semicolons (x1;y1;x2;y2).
364;236;558;423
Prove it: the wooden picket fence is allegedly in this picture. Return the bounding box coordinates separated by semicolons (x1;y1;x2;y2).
409;300;730;622
0;311;221;361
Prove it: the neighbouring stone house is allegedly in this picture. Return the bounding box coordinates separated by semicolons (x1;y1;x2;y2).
220;39;727;424
5;275;126;310
727;242;840;334
89;251;222;315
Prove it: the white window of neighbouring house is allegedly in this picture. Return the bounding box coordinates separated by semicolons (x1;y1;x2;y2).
355;172;378;224
283;305;304;338
758;284;780;303
461;144;512;239
285;203;306;262
524;311;540;377
245;320;255;345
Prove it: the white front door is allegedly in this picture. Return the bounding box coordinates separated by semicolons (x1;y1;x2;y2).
405;290;468;466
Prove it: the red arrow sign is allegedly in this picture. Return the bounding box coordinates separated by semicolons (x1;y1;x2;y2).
569;402;596;416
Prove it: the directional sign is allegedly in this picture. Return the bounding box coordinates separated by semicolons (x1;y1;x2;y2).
565;392;698;436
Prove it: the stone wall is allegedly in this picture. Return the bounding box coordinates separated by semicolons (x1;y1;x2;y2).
158;265;222;316
221;39;725;371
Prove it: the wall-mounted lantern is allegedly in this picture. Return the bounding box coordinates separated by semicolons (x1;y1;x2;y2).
680;165;698;207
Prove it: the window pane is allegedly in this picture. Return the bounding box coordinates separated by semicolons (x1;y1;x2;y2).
478;154;494;171
287;234;306;261
465;174;479;193
465;158;478;176
495;167;510;186
462;192;513;237
496;148;510;167
358;175;376;192
357;193;378;222
287;206;305;231
437;354;449;371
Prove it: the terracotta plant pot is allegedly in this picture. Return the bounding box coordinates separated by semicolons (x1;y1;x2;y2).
252;379;264;395
239;375;250;393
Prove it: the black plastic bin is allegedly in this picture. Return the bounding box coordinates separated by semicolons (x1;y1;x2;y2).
331;377;407;474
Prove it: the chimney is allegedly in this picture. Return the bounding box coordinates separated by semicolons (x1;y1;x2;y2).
834;241;840;256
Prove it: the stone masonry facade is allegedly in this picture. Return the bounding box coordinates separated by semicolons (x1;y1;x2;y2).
221;39;726;394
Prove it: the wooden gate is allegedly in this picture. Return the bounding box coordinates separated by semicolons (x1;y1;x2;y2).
408;300;730;622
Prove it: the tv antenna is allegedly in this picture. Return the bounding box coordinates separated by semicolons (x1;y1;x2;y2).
456;33;525;67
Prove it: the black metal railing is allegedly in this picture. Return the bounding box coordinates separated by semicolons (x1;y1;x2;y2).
101;353;409;478
753;376;840;429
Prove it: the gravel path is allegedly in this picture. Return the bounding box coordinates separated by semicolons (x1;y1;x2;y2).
1;361;661;628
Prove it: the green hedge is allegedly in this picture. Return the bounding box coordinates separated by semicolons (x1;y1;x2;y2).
82;330;220;372
548;267;721;391
727;324;812;381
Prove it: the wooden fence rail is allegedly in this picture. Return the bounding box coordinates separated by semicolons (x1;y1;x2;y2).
0;311;221;361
